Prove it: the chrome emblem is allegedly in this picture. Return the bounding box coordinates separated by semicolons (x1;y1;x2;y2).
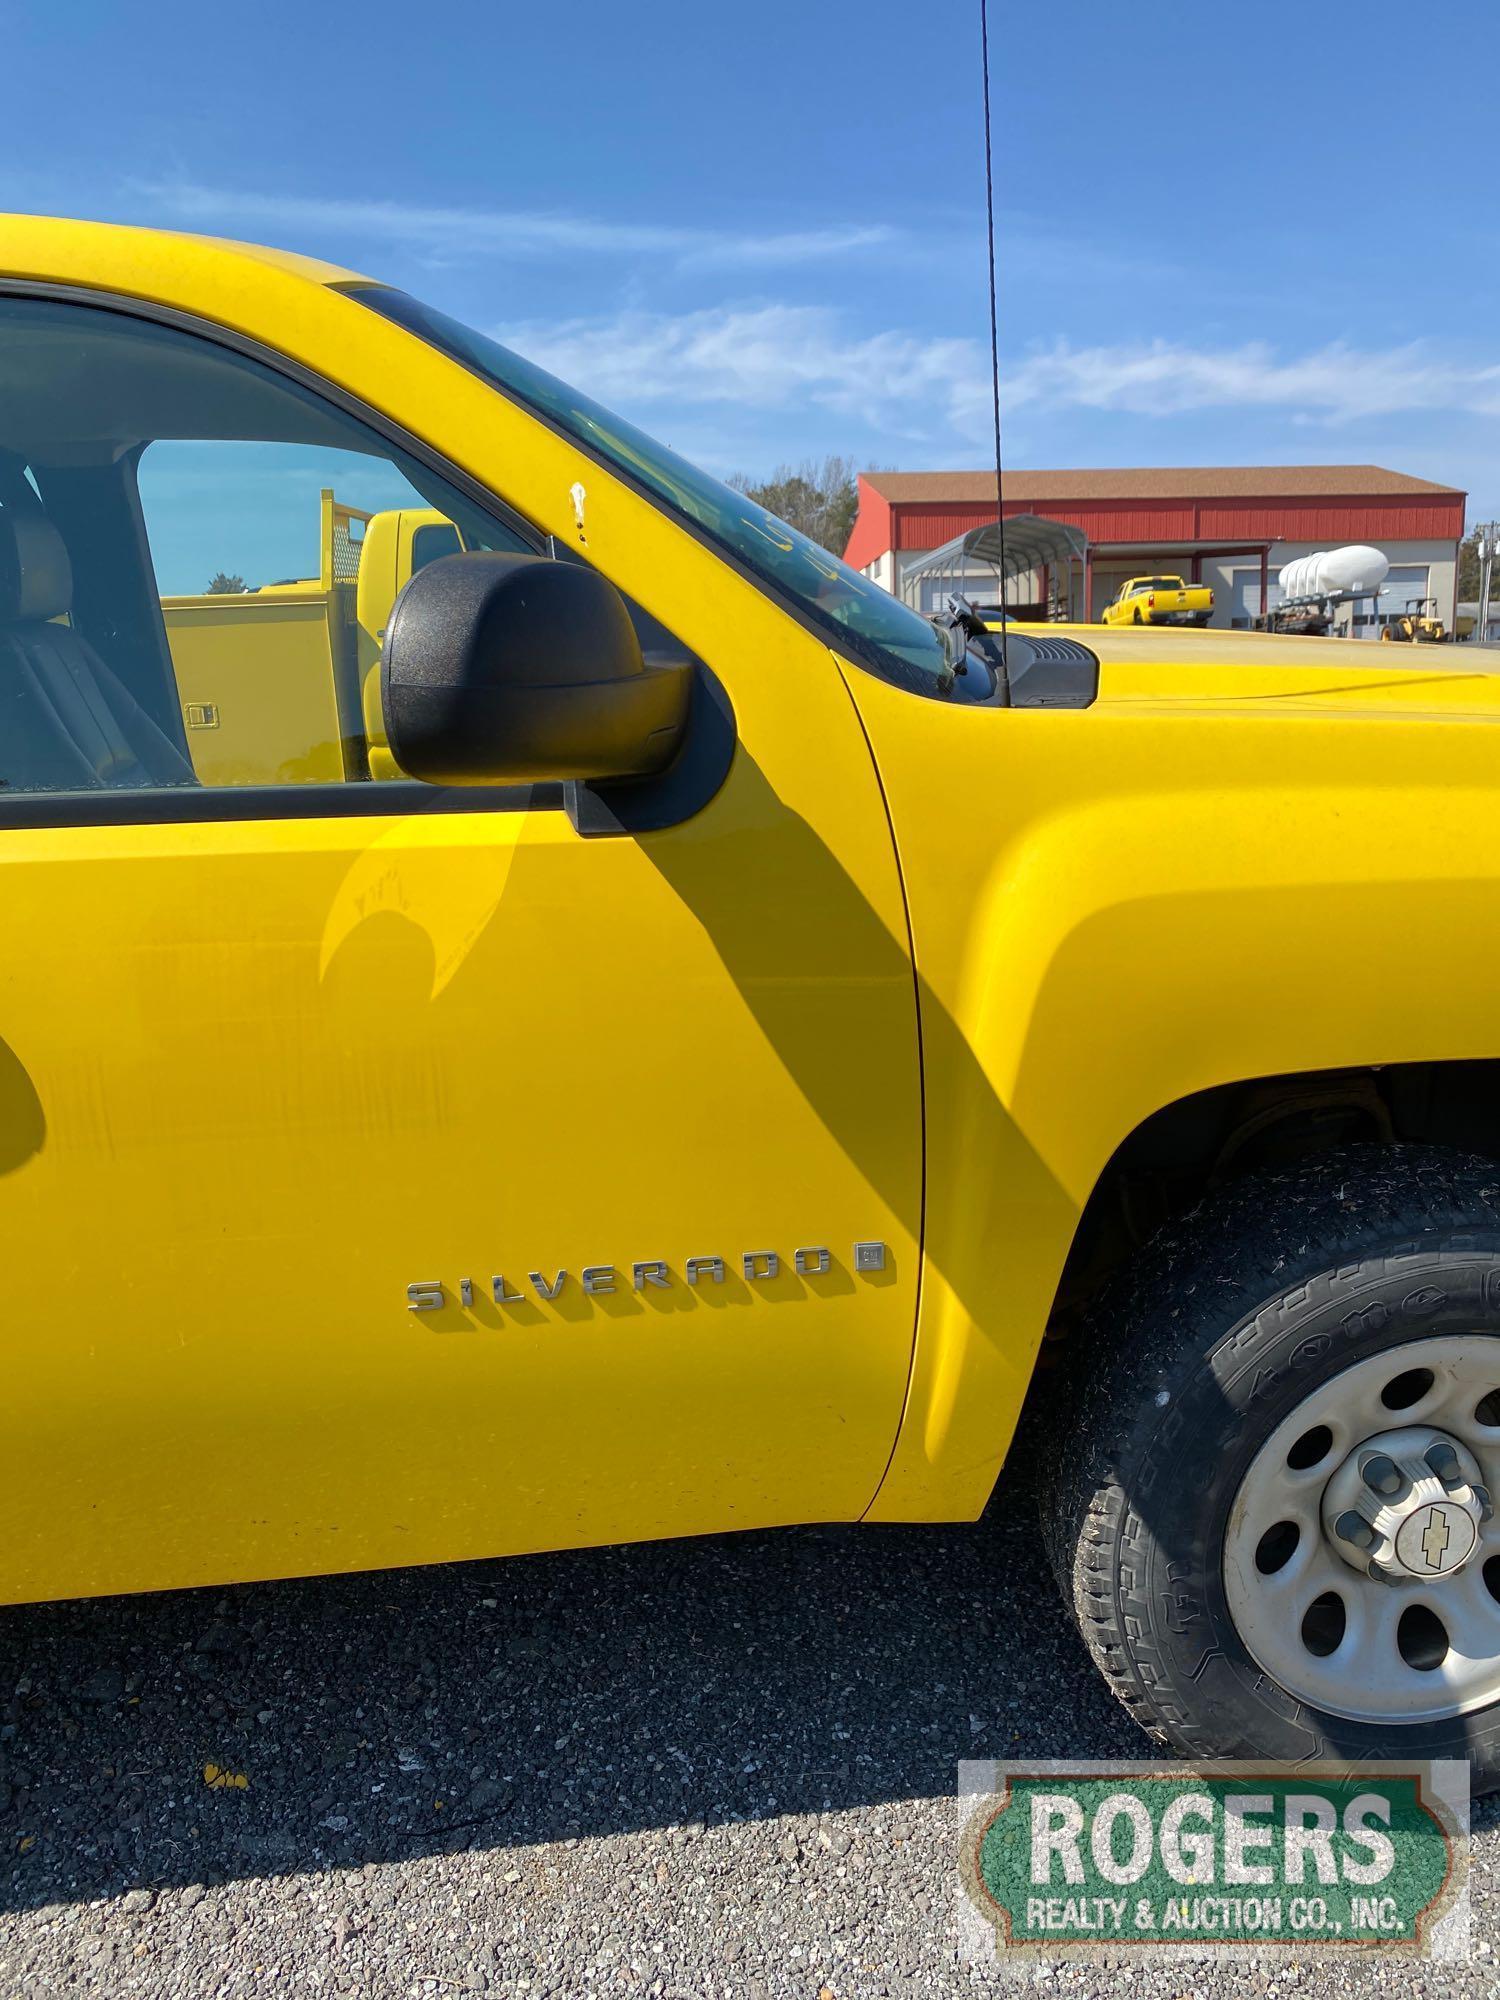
1395;1499;1477;1575
407;1241;887;1312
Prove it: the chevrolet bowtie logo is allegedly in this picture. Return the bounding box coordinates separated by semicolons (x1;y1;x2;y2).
1420;1507;1453;1571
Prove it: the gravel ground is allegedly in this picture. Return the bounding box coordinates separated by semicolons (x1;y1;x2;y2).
1;1474;1497;1999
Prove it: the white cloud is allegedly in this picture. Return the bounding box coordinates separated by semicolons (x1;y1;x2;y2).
496;304;978;434
1008;339;1500;423
128;180;893;269
494;306;1500;443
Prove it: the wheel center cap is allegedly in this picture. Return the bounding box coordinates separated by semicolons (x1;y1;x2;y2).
1321;1424;1490;1583
1394;1499;1476;1575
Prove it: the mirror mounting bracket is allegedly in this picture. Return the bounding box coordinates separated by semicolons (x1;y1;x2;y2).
563;664;736;837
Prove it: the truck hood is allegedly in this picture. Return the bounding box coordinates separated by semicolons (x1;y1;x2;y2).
1077;625;1500;723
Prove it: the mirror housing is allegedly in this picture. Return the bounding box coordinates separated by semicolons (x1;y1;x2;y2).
383;552;691;786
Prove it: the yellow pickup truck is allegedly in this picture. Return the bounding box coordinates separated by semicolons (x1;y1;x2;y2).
1101;572;1214;626
8;216;1500;1786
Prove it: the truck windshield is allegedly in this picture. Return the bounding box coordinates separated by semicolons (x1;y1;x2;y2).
343;286;953;694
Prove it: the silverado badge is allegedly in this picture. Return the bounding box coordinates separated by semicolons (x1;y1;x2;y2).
407;1241;888;1311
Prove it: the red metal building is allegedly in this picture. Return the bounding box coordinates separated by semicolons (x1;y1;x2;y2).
844;465;1467;632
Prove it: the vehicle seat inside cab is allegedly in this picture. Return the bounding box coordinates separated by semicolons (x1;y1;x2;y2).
0;501;196;792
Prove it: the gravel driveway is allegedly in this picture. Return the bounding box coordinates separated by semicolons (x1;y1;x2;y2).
2;1463;1497;1998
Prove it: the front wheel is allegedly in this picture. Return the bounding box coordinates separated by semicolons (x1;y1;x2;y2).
1043;1146;1500;1788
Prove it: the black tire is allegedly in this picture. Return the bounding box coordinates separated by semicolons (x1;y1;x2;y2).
1132;608;1143;625
1041;1144;1500;1787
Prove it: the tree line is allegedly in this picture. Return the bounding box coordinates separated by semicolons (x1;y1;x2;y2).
728;455;862;558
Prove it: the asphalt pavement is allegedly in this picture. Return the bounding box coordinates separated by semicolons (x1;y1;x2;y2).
2;1459;1498;1998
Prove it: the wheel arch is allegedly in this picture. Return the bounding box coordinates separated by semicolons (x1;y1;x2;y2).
868;1043;1500;1526
1049;1057;1500;1339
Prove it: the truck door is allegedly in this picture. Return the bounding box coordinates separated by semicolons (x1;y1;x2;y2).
0;291;922;1603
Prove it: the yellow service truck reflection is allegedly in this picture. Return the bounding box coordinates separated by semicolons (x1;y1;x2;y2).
162;489;460;785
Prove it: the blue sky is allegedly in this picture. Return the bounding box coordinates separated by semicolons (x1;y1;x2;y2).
8;0;1499;516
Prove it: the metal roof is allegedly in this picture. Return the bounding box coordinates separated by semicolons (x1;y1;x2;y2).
862;464;1465;503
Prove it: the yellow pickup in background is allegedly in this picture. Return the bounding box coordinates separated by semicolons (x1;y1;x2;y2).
1100;572;1214;627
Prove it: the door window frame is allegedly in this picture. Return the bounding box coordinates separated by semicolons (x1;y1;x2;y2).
0;282;728;835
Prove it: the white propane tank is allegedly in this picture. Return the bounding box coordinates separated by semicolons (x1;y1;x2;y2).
1278;546;1390;599
1312;544;1390;595
1278;553;1321;598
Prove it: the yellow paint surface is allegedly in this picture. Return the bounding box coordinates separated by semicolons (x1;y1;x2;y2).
5;216;1500;1597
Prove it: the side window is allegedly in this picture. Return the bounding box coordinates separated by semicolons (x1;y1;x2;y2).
139;449;448;788
0;295;533;800
411;521;462;573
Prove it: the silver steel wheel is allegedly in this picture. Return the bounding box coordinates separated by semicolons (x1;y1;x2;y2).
1222;1335;1500;1723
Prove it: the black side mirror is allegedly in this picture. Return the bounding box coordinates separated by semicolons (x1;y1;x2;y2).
383;552;691;786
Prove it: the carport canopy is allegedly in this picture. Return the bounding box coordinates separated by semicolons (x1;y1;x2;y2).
900;514;1090;615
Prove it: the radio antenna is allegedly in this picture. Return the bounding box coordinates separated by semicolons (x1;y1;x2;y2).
979;0;1008;638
